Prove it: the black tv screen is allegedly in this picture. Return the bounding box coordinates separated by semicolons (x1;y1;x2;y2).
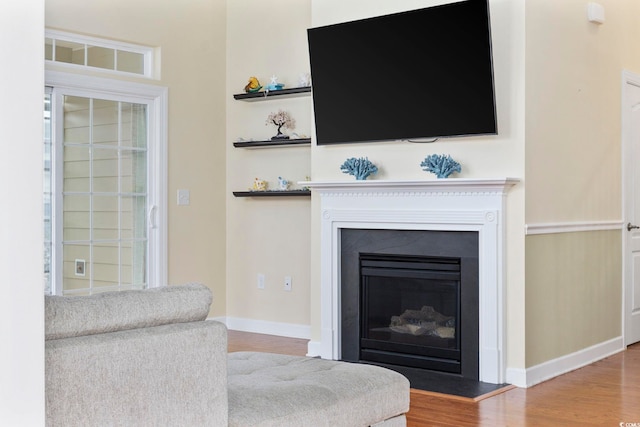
307;0;496;145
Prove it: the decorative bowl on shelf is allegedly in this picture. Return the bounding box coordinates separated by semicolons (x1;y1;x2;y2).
266;83;285;91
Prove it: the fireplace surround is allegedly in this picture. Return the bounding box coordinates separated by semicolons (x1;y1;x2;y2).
303;178;518;384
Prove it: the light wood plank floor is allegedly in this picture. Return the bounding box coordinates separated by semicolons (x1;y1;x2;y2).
228;330;640;426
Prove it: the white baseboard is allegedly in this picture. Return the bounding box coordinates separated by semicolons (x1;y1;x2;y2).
505;367;527;388
306;341;322;358
211;316;311;340
506;337;624;388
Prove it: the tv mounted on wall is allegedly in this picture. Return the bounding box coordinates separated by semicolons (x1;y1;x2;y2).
307;0;497;145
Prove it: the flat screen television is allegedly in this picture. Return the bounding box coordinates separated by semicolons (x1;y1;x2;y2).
307;0;496;145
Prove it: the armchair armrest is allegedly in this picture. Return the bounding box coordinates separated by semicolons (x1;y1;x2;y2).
46;320;228;427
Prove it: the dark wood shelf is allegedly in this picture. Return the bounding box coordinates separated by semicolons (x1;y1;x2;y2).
233;190;311;198
233;86;311;101
233;138;311;148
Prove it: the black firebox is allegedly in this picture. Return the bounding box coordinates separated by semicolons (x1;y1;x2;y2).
340;229;479;383
359;253;462;374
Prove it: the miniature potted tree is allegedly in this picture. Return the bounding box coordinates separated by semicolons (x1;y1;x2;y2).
266;110;296;140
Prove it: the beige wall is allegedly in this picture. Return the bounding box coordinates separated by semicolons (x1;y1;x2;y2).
525;231;621;366
524;0;640;366
525;0;640;223
309;0;528;369
46;0;228;316
226;0;312;327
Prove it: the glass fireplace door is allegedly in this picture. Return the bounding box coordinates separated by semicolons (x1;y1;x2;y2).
359;253;462;373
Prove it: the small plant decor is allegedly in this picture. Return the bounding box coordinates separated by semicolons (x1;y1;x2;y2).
420;154;461;179
340;157;378;180
266;110;296;140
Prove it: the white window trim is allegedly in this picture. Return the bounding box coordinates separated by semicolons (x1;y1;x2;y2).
46;70;168;293
45;29;155;79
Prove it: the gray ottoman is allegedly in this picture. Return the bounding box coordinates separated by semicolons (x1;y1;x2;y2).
227;352;410;427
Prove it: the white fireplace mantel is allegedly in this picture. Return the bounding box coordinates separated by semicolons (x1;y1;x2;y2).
302;178;519;384
302;178;519;194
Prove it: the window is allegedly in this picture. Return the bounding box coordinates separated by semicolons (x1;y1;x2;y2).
45;30;155;78
44;88;53;294
45;71;167;295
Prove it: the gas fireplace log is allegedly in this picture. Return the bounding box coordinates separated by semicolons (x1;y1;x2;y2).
389;306;455;338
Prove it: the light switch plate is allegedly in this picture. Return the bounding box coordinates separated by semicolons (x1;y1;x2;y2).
587;2;605;24
177;189;190;205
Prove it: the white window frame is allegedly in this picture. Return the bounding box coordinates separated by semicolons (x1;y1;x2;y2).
45;29;155;79
46;70;168;294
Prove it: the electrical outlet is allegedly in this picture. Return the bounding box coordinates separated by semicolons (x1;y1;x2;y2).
75;259;86;276
284;276;292;291
257;274;265;289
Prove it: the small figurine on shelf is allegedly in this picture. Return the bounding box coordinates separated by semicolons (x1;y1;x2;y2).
244;77;262;93
266;109;296;140
251;178;268;191
266;75;285;91
301;176;311;191
298;73;311;87
277;176;290;191
340;157;378;180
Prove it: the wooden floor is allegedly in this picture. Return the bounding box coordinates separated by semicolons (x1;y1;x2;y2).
228;330;640;426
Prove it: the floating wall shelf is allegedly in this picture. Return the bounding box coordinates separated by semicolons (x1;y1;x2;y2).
233;86;311;101
233;190;311;198
233;138;311;148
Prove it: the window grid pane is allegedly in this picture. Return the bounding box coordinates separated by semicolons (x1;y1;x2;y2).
61;95;148;294
45;30;153;78
87;46;115;70
44;91;52;294
117;51;145;75
54;40;85;65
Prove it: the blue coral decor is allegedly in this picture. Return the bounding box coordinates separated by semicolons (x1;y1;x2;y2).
340;157;378;180
420;154;461;178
